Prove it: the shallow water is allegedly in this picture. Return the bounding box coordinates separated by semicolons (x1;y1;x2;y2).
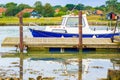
0;26;33;53
0;58;119;80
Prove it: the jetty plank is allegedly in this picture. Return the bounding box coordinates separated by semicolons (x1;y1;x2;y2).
114;36;120;42
1;37;120;48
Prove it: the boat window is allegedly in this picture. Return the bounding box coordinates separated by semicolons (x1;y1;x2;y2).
52;29;67;33
66;17;85;27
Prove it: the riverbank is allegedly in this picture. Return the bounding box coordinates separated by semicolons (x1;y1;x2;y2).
0;21;112;26
0;15;117;26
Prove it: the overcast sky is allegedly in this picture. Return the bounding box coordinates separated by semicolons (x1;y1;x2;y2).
0;0;120;7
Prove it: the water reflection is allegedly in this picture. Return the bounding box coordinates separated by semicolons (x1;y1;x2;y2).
82;59;120;80
0;58;119;80
0;58;79;80
111;58;120;70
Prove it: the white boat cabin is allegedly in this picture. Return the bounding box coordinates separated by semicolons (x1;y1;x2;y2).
45;14;118;34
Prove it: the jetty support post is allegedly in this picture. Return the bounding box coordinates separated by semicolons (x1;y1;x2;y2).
78;11;83;80
19;13;23;80
79;11;83;49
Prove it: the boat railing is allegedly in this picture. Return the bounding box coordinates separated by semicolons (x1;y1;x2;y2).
28;22;46;31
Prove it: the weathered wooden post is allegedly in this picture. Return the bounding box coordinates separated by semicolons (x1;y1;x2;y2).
78;11;82;80
79;11;82;49
78;59;82;80
18;13;23;80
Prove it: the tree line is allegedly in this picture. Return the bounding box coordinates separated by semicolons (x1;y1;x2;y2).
0;0;120;17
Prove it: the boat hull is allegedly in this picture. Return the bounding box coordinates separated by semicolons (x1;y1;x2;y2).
29;28;119;38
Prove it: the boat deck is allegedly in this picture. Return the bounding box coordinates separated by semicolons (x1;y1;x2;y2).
1;37;120;49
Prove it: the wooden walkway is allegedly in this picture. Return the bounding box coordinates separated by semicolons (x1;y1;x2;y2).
114;36;120;42
1;37;120;49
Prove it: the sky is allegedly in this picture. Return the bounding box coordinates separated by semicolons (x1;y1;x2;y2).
0;0;120;7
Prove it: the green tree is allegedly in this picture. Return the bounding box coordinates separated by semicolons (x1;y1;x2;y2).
84;6;93;10
106;0;118;12
73;9;79;15
65;4;75;11
60;7;68;12
75;4;85;10
53;5;62;9
17;4;31;12
54;11;66;17
116;2;120;13
23;12;30;18
53;5;67;16
34;1;43;15
5;2;18;16
43;3;54;17
0;4;5;7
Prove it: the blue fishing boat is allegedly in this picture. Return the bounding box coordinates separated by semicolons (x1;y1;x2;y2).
29;14;120;38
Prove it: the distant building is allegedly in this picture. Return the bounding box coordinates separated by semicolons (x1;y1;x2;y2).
93;10;103;16
106;12;117;20
0;7;7;17
55;8;60;14
16;8;40;18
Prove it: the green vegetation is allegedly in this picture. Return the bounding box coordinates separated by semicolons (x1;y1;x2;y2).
0;0;119;25
0;16;62;25
23;12;30;18
3;53;120;59
0;15;116;26
2;49;120;59
0;0;120;17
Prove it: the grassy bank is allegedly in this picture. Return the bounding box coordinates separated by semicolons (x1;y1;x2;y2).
0;17;62;26
0;15;117;26
87;15;116;26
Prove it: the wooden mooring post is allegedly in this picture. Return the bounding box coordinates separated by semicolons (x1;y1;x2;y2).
19;13;23;80
78;11;82;80
78;11;83;49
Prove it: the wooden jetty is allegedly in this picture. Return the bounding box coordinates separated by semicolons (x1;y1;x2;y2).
1;37;120;49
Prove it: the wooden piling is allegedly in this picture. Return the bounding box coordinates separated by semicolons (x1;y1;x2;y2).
36;76;42;80
78;59;82;80
19;14;23;52
78;11;82;49
18;13;23;80
29;78;35;80
78;11;82;80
